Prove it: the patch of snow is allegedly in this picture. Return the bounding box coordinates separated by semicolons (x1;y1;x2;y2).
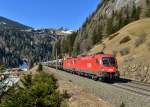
0;21;6;25
61;30;73;34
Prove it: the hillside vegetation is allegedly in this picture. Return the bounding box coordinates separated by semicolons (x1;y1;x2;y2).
0;29;53;67
73;0;150;54
53;0;150;58
0;65;69;107
88;18;150;83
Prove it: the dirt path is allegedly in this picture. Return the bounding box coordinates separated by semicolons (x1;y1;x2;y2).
58;80;111;107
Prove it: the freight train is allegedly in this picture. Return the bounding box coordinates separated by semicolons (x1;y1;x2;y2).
47;53;120;81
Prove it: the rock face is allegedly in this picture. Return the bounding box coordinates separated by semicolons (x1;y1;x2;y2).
73;0;150;53
120;64;150;83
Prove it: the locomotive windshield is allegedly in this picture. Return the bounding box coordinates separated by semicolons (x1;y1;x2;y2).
102;57;116;66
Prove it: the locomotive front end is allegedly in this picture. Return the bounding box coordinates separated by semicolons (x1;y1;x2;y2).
99;56;120;81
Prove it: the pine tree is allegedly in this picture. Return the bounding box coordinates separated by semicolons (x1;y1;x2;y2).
37;63;43;72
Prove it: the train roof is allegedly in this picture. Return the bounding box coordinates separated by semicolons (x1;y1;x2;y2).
64;53;115;61
95;54;114;57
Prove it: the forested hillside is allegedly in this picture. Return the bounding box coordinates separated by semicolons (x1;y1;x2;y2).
72;0;150;54
0;29;53;67
52;0;150;58
0;16;73;67
51;31;77;59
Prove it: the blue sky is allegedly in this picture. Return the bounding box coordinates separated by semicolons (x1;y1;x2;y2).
0;0;100;30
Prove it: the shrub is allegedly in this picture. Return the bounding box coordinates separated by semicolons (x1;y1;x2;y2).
120;47;130;56
134;35;146;47
61;100;69;107
146;42;150;50
37;63;43;72
0;65;6;73
120;36;131;44
120;102;125;107
112;50;118;57
61;90;71;99
1;72;68;107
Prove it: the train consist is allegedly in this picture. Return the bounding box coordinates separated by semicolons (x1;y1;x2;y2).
47;53;120;81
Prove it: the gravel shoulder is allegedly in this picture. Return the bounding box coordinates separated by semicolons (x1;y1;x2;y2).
42;66;112;107
41;66;150;107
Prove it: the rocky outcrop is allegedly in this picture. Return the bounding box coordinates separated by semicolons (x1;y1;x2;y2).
120;64;150;83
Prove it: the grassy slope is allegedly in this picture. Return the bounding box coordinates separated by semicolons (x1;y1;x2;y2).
88;18;150;81
88;18;150;62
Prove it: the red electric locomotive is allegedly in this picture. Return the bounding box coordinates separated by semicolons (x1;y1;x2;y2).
63;53;119;81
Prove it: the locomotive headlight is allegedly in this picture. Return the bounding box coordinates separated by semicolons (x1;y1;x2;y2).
108;68;113;72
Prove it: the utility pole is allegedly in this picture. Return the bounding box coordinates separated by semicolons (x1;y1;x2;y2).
56;49;58;70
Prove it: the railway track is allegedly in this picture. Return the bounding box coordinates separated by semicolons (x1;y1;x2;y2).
46;66;150;97
112;79;150;97
62;69;150;97
130;80;150;87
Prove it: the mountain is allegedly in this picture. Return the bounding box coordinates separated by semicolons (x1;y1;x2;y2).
72;0;150;54
53;0;150;57
0;16;31;30
0;16;73;67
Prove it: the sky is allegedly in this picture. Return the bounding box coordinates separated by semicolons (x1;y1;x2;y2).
0;0;100;30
